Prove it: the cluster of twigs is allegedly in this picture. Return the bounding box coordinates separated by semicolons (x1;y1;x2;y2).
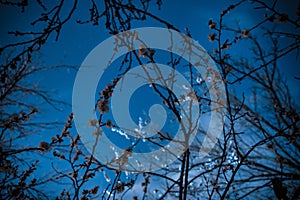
0;0;299;199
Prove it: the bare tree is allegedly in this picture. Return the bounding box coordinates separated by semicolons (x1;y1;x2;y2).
1;0;299;200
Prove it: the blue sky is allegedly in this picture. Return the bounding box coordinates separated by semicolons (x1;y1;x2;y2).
1;0;299;105
1;0;299;198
